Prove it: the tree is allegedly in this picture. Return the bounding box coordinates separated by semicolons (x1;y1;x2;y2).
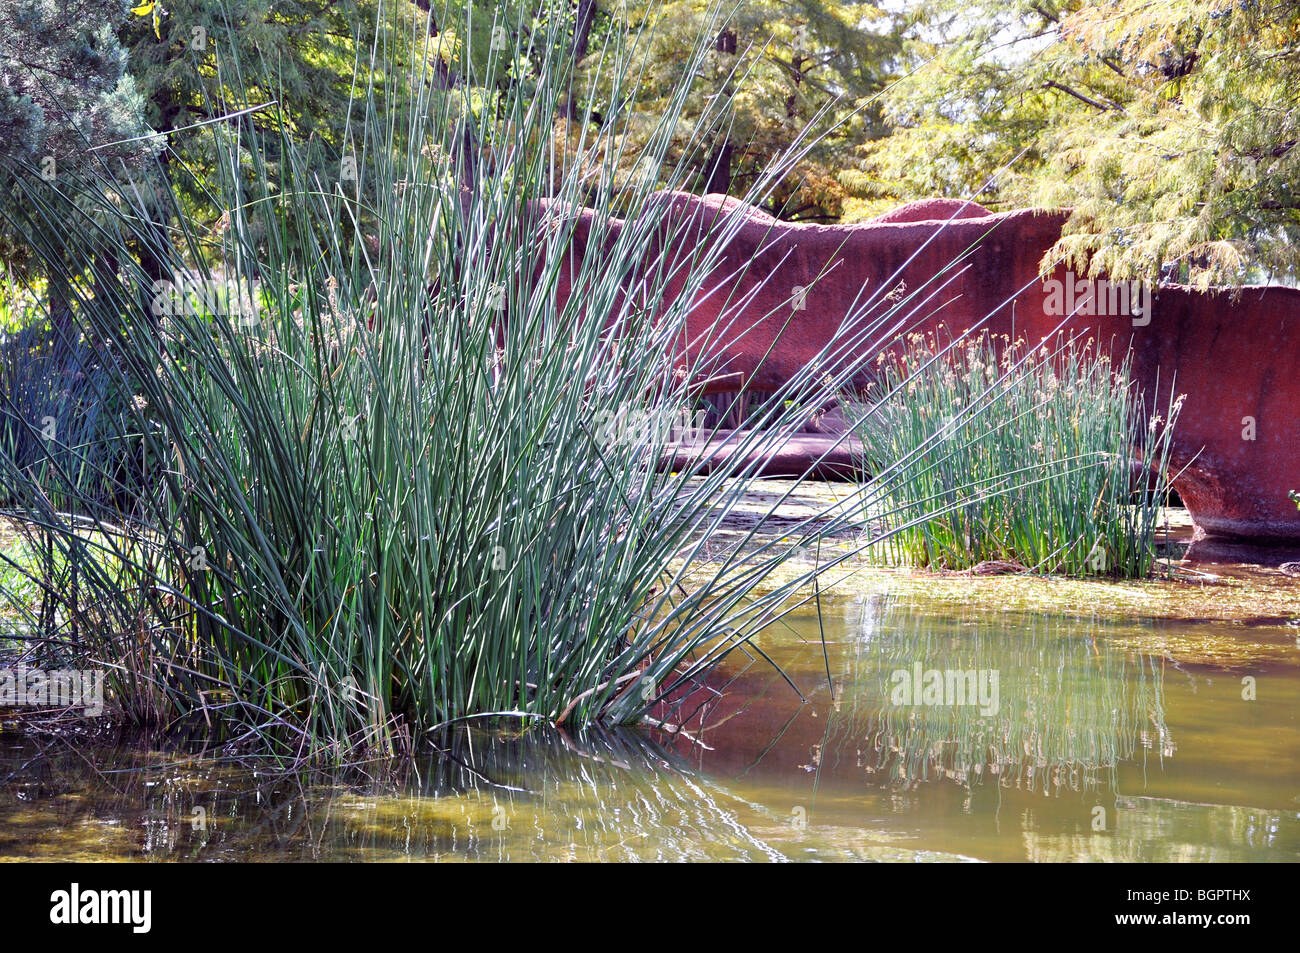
0;0;153;169
0;0;158;327
858;0;1300;285
576;1;903;221
117;1;552;261
119;1;393;267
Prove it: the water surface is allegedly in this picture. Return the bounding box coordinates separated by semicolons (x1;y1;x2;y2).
2;594;1297;861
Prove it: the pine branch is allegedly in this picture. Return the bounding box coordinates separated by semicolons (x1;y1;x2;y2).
1042;80;1123;112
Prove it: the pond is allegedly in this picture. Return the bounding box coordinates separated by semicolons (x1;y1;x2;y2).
2;592;1297;862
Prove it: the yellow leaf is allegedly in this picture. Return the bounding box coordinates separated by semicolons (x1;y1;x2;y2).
131;1;154;15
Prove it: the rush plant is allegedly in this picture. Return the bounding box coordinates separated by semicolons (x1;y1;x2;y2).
0;0;891;758
0;1;1076;760
853;331;1182;576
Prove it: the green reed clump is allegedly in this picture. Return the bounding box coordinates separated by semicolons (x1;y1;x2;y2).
853;331;1182;575
0;0;925;759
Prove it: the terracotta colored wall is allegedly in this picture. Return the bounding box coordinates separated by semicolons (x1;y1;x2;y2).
1126;285;1300;538
537;192;1300;540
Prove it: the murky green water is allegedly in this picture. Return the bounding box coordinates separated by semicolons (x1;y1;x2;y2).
2;593;1298;861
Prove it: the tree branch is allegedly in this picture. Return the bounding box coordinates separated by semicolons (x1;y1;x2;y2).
1042;80;1123;112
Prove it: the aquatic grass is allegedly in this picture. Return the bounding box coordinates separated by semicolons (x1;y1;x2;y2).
0;0;873;757
852;331;1183;576
0;1;1097;760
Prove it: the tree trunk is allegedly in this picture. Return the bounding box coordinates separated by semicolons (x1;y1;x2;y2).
703;29;737;195
573;0;598;60
704;141;733;195
564;0;601;119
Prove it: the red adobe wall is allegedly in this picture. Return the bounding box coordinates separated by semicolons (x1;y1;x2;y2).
539;192;1300;540
1126;284;1300;539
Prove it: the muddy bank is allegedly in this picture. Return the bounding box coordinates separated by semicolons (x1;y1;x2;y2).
679;478;1300;627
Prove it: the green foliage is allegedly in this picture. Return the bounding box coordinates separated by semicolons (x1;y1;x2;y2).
582;0;902;220
0;0;153;166
858;0;1300;285
117;1;625;249
118;0;402;248
853;331;1181;576
0;270;46;331
0;0;159;271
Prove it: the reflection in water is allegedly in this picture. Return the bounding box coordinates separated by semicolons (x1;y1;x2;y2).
1022;795;1295;862
842;596;1169;792
0;728;787;861
658;595;1300;861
